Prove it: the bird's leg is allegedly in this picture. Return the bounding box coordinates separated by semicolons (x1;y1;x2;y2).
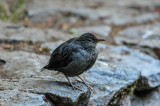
78;75;93;91
65;75;83;91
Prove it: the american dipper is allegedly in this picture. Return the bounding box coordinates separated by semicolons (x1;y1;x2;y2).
41;33;105;90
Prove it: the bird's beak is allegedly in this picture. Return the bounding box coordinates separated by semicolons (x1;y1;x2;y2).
97;39;105;42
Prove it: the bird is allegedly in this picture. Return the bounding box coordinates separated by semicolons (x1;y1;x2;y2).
41;33;105;90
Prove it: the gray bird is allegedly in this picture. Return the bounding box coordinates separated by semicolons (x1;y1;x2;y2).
41;33;105;90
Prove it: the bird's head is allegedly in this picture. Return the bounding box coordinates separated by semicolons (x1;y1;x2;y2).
78;33;105;43
77;33;105;48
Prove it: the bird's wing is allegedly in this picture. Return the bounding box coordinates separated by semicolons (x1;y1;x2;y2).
46;38;76;70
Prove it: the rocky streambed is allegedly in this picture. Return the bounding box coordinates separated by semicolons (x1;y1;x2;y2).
0;0;160;105
0;20;160;106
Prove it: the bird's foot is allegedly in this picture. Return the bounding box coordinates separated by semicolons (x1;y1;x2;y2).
65;75;83;91
87;85;93;91
71;85;83;91
83;82;93;91
76;79;93;91
77;76;93;91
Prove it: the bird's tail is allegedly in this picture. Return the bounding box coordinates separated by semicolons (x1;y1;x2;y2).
40;66;47;72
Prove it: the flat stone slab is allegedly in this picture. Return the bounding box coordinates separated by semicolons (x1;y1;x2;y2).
28;5;159;25
26;0;160;25
0;20;73;42
26;0;110;21
72;25;111;37
104;12;159;25
120;51;160;91
85;61;140;105
0;50;90;105
117;0;160;8
0;50;140;105
0;50;50;78
0;90;51;106
0;78;90;106
25;0;112;20
1;43;159;92
115;23;160;49
99;45;160;91
41;40;64;53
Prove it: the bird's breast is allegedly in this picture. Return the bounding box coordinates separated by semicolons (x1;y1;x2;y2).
62;48;98;77
72;48;98;66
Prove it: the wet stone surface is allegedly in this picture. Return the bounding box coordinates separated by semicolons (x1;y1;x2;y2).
0;50;140;105
115;23;160;49
0;0;160;105
72;25;111;37
0;78;90;106
0;20;73;42
99;45;160;91
0;90;51;106
25;0;160;26
0;50;50;78
41;40;65;53
104;12;159;25
85;61;140;105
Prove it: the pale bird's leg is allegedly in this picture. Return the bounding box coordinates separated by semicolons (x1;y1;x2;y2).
65;75;83;91
78;75;93;91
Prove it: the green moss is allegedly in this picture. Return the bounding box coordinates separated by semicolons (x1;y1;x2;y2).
129;80;138;95
43;47;50;52
69;28;77;34
0;0;26;22
0;5;7;20
108;80;138;105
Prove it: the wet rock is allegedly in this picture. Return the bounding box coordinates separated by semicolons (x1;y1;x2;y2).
61;8;159;25
26;0;102;21
0;50;140;105
25;0;160;23
0;50;51;78
0;78;90;106
24;0;160;29
41;40;64;53
0;20;73;42
115;23;160;49
99;45;160;91
131;86;160;106
62;8;111;20
25;0;110;20
0;90;51;106
104;12;159;25
72;25;111;37
122;52;160;91
122;0;160;11
63;8;159;25
1;43;159;92
25;0;160;13
85;61;140;105
0;50;91;105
